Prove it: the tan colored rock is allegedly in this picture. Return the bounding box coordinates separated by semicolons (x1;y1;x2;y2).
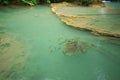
51;2;120;38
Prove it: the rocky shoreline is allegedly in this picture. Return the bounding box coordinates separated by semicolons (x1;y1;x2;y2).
51;2;120;38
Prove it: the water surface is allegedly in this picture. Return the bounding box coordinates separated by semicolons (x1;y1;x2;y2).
0;3;120;80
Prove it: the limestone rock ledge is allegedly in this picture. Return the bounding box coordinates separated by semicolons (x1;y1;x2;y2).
51;2;120;38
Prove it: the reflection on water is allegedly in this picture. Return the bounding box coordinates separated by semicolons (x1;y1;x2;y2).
0;3;120;80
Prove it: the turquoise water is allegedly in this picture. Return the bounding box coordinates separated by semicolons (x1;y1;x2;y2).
0;4;120;80
104;1;120;9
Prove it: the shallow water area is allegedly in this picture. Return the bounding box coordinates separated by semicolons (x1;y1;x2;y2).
53;2;120;37
0;4;120;80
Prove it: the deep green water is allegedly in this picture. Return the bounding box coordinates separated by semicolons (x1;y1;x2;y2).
0;2;120;80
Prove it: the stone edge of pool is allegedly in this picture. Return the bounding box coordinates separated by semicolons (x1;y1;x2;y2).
50;2;120;38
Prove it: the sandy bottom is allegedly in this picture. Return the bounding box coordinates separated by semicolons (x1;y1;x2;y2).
0;32;27;80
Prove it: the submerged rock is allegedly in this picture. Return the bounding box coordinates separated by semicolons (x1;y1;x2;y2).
0;32;27;80
59;38;95;56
